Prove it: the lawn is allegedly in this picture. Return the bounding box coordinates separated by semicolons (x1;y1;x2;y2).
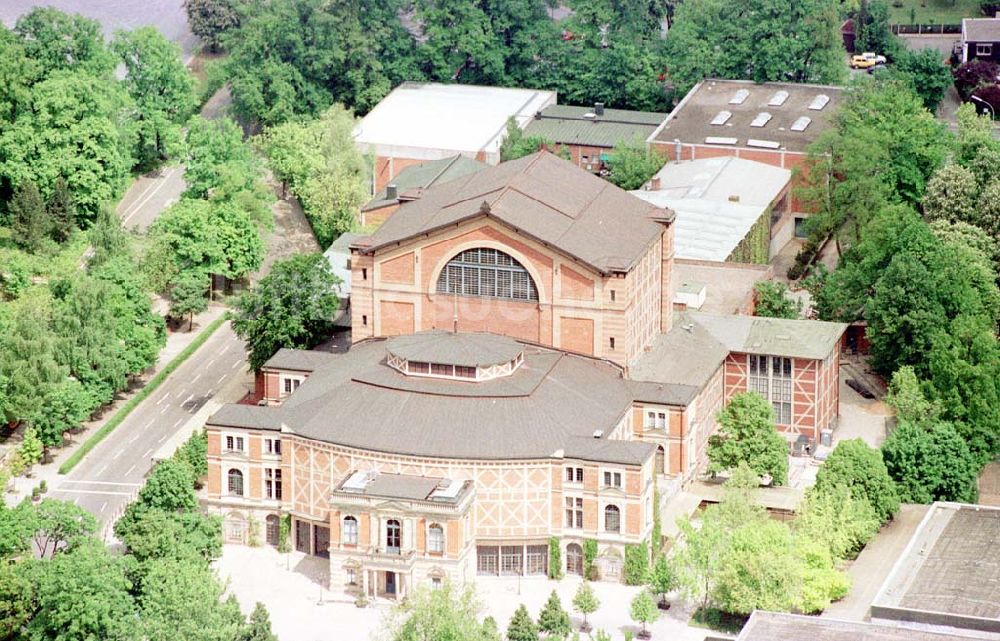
888;0;986;25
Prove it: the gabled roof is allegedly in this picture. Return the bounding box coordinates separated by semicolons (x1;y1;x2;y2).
963;17;1000;42
361;155;487;212
524;104;667;149
359;152;673;275
691;312;847;360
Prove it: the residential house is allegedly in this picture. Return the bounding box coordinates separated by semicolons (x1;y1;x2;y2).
960;18;1000;63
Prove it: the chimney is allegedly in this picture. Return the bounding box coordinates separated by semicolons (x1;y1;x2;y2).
386;183;398;201
534;110;542;120
594;102;605;116
728;194;740;202
650;177;661;191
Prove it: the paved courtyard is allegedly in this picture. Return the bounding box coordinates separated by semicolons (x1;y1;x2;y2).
216;545;719;641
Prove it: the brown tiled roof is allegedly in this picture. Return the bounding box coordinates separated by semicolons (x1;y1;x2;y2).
359;152;673;275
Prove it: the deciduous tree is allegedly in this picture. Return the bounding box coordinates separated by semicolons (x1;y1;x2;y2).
796;483;878;560
239;602;278;641
13;8;114;78
708;392;788;485
882;420;980;504
649;554;676;608
629;590;658;636
605;138;664;191
29;498;98;558
753;281;803;319
572;582;600;630
184;0;241;53
813;439;899;524
139;557;244;641
46;176;76;243
388;584;489;641
232;253;341;371
922;163;979;225
537;590;571;639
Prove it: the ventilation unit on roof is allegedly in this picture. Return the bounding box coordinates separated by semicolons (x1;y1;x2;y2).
342;470;376;492
808;94;831;111
747;139;781;149
729;89;750;105
705;136;738;145
768;90;789;106
430;479;463;501
790;116;812;132
710;110;732;125
750;112;772;128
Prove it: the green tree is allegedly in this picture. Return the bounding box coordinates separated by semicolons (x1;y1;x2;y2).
89;205;130;267
30;498;99;558
548;536;562;580
814;439;899;524
114;27;197;168
0;501;37;558
139;557;244;641
605;138;664;191
854;0;893;55
499;118;557;162
714;518;803;614
9;181;48;253
18;425;43;468
481;616;502;641
184;116;257;199
922;163;979;226
0;560;35;638
25;539;138;641
753;281;803;319
629;590;658;635
664;0;845;96
239;602;278;641
571;582;600;631
0;70;136;224
184;0;241;52
169;270;209;331
796;483;878;561
893;48;953;113
708;392;788;485
583;539;598;581
389;584;488;641
537;590;571;639
13;8;115;78
954;102;1000;168
31;379;94;447
885;366;940;427
415;0;504;83
624;541;650;586
136;458;198;513
118;509;222;564
929;220;1000;278
881;421;980;504
0;301;70;428
976;180;1000;240
232;253;341;371
176;429;209;482
649;554;676;608
506;604;539;641
46;176;76;243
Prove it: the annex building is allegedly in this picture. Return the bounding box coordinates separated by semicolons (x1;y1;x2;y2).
203;152;845;598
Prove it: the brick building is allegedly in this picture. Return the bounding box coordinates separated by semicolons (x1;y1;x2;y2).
203;152;845;595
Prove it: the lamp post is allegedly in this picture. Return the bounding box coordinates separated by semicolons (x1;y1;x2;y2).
971;95;997;121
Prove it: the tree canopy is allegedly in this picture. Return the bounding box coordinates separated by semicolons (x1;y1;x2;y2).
707;392;789;485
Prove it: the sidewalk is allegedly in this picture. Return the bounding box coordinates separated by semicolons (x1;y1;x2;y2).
5;303;230;507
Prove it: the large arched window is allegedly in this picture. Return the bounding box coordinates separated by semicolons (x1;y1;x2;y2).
227;469;244;496
342;516;358;545
428;524;444;554
605;504;621;533
436;248;538;301
386;519;401;554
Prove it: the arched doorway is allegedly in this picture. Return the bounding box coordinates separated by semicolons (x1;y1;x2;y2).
566;543;583;576
656;445;666;475
265;515;280;546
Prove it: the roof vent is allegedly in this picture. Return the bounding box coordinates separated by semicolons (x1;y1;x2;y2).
705;136;738;145
768;90;789;106
790;116;812;132
747;139;781;149
710;110;732;126
808;94;831;111
750;112;772;128
430;479;463;501
594;102;605;116
386;183;398;200
729;89;750;105
728;194;740;202
592;430;603;439
342;470;376;492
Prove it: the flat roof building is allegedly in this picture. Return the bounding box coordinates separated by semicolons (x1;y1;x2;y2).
647;79;843;170
871;502;1000;637
738;611;994;641
355;82;556;192
631;156;791;263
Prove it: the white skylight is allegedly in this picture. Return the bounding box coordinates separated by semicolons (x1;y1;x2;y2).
750;112;772;128
808;94;831;111
705;136;738;145
710;110;732;125
768;90;789;106
790;116;812;132
729;89;750;105
747;139;781;149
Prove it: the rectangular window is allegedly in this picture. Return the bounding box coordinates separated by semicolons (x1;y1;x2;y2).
295;519;311;554
346;568;357;585
976;43;993;56
525;545;548;575
264;439;281;455
644;411;655;429
565;467;583;483
313;525;330;559
610;290;616;302
500;545;524;575
609;337;615;350
225;436;244;453
362;315;368;326
656;412;666;430
477;546;499;575
408;361;429;374
748;355;793;424
431;363;453;377
454;366;476;379
603;471;622;488
565;497;584;529
265;468;282;500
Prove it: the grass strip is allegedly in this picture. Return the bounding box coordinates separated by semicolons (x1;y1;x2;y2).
59;316;228;474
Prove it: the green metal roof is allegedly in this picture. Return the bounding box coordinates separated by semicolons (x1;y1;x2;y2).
523;105;667;149
362;155;487;212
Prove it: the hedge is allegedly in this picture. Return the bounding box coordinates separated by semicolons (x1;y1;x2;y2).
59;316;228;474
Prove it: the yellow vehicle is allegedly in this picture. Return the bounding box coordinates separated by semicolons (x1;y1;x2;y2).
850;52;887;69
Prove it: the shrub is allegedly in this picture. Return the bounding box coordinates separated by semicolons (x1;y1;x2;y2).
583;539;598;581
548;537;562;580
623;541;650;585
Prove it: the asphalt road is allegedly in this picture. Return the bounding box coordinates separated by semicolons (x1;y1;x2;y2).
50;324;247;528
117;165;187;232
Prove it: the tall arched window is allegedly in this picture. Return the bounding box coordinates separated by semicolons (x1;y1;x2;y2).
428;524;444;554
227;469;244;496
386;519;401;554
342;516;358;545
605;504;621;533
436;248;538;301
